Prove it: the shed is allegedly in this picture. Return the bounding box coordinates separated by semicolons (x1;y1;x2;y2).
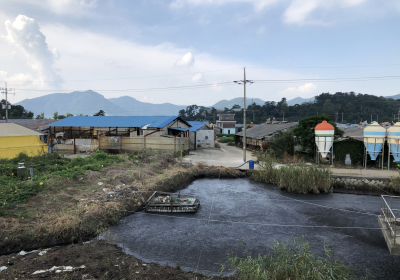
0;123;47;159
187;121;214;150
235;121;298;149
48;116;191;153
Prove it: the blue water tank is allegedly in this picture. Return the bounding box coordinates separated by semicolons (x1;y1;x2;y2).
249;160;254;169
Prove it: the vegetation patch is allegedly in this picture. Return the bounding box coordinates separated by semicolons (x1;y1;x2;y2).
218;137;235;143
227;239;367;280
251;153;332;194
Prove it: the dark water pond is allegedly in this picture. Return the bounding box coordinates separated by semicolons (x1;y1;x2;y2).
108;178;400;279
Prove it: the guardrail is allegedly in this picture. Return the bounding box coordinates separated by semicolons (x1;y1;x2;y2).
381;195;400;246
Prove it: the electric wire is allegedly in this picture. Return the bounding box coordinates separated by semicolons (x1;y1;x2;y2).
223;168;378;217
1;67;243;83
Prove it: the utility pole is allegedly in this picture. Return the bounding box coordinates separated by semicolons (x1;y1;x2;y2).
234;68;253;162
0;82;14;123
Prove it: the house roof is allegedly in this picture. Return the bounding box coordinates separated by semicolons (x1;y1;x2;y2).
338;126;364;141
0;123;44;137
0;119;58;133
235;122;298;140
187;121;210;132
49;116;191;128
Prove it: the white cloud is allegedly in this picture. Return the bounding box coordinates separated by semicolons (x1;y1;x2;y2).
175;52;195;67
171;0;279;12
192;73;202;82
47;0;99;14
3;15;60;84
256;25;266;34
281;83;317;97
283;0;367;25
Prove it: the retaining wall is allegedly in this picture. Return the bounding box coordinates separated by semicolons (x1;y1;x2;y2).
332;174;395;194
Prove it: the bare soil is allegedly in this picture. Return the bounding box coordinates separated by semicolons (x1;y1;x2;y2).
0;240;231;279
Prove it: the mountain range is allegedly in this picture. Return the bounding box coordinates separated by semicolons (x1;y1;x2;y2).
16;90;400;117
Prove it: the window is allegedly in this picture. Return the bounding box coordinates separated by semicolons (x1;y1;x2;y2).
137;129;143;136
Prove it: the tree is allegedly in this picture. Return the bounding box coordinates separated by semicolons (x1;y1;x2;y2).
53;111;59;120
93;110;105;116
269;131;297;158
278;98;288;121
58;115;66;119
293;114;343;153
36;112;45;119
66;113;73;117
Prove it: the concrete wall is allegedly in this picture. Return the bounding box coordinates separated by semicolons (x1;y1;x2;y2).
99;136;188;151
222;128;235;134
189;130;215;150
332;175;393;193
53;138;99;152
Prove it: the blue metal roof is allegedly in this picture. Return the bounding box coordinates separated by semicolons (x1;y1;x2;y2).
187;121;209;132
49;116;190;128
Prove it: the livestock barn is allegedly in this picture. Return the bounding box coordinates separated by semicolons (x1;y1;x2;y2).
235;121;298;150
47;116;191;153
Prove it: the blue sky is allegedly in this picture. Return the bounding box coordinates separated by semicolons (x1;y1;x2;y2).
0;0;399;106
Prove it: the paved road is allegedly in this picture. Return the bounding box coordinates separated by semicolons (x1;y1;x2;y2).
183;143;257;169
109;178;399;279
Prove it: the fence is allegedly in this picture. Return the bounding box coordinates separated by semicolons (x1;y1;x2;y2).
98;136;189;152
380;195;400;246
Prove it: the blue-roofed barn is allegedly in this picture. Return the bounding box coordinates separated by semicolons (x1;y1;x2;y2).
47;116;191;153
187;121;214;150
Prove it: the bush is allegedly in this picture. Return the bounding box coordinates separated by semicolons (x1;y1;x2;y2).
227;239;361;280
251;153;332;194
216;133;234;137
218;137;235;143
269;131;297;158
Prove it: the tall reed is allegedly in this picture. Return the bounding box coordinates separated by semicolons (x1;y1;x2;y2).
251;153;332;194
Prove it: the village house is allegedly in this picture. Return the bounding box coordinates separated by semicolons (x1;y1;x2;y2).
235;121;298;150
216;113;236;134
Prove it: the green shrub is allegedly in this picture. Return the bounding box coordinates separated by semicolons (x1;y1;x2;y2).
227;239;362;280
216;133;234;137
218;137;235;143
269;131;297;158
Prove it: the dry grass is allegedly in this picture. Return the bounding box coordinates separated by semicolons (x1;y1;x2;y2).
0;154;244;254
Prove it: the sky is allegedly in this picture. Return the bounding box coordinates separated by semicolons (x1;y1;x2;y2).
0;0;399;107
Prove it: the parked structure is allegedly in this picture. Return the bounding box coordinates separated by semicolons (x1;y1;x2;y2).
47;116;191;153
0;123;47;159
235;121;298;149
216;114;236;134
187;121;214;150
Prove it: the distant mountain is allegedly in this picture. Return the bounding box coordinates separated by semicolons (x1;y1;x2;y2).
286;96;315;106
213;97;265;110
108;96;186;116
17;90;130;117
385;94;400;100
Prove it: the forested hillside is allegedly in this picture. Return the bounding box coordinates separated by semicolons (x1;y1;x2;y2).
179;92;400;124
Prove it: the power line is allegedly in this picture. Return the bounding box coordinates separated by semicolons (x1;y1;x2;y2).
248;63;400;70
253;75;400;83
2;68;242;83
15;82;235;93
